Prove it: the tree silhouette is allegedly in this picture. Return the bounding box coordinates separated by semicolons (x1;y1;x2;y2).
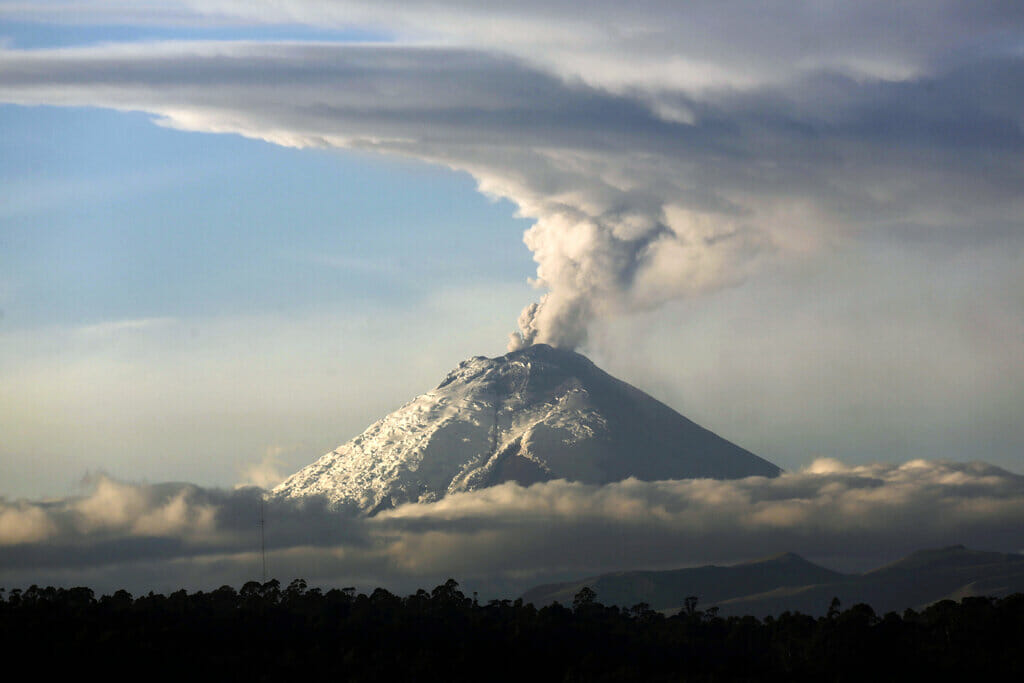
572;586;597;611
0;580;1021;680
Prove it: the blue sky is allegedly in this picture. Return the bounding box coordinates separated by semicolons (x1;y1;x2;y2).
1;2;1023;502
0;104;531;330
0;100;537;496
1;20;390;49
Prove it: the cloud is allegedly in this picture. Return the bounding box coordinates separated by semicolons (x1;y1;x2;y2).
7;2;1024;90
376;460;1024;575
0;476;222;546
237;446;295;490
0;501;57;545
1;37;1021;349
0;476;367;569
2;460;1023;594
72;317;178;339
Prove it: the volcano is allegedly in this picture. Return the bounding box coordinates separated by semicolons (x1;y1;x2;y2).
273;344;780;513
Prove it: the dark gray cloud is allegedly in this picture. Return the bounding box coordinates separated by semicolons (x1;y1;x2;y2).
10;2;1024;89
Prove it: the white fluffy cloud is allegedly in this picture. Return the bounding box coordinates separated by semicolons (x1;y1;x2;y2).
2;460;1022;593
376;459;1024;575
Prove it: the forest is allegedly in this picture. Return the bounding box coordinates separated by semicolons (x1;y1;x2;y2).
2;579;1021;681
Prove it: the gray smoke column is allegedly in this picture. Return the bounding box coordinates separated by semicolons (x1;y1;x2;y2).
0;42;764;355
510;297;591;351
506;199;759;351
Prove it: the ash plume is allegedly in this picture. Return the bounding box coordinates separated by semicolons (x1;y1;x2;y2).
2;3;1023;352
506;200;759;350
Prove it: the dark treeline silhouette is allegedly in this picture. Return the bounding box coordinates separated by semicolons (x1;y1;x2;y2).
1;579;1022;681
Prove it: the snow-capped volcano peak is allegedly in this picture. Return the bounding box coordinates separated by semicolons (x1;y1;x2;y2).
273;344;780;514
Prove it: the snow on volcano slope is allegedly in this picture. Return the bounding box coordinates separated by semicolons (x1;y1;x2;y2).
273;344;780;514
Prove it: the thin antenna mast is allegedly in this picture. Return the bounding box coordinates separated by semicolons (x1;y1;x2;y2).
259;494;267;583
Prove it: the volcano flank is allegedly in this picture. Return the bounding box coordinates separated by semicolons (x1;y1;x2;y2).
274;344;780;513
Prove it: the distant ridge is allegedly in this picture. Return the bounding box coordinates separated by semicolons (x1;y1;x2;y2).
274;344;780;513
521;545;1024;616
521;552;845;610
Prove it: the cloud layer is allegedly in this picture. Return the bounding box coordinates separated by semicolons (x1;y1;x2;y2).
2;460;1022;594
8;2;1024;89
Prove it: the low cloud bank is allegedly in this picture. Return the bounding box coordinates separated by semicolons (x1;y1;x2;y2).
1;459;1022;594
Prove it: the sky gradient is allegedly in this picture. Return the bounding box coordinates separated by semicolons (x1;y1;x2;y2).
0;2;1022;591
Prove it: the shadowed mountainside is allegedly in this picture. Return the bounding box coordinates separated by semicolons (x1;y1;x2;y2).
716;545;1024;616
